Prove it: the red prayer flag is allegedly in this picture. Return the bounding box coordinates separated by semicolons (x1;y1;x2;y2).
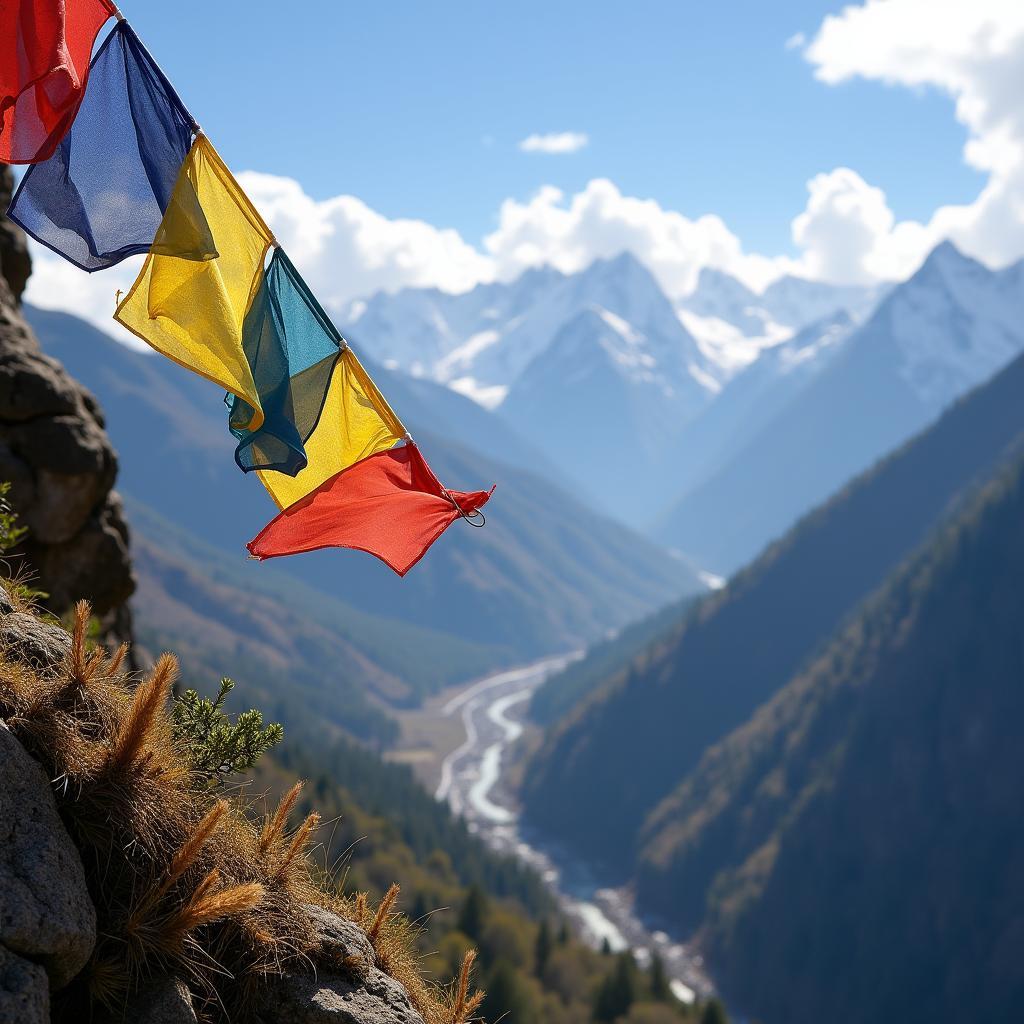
247;443;494;576
1;0;116;164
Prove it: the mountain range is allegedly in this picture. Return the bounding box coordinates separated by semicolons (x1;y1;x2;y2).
340;253;889;522
342;242;1024;583
520;333;1024;873
659;241;1024;571
517;291;1024;1022
25;305;704;717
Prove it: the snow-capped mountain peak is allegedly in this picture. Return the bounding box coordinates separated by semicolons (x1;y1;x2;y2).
872;240;1024;408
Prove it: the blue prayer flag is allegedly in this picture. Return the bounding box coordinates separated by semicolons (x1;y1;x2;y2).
7;21;196;272
228;249;342;477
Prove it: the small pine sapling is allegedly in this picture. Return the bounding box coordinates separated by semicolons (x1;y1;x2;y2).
171;676;284;786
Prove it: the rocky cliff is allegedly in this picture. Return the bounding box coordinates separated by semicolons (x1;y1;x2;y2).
0;166;134;643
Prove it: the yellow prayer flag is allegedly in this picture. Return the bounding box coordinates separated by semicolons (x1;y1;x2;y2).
257;348;406;510
114;135;274;428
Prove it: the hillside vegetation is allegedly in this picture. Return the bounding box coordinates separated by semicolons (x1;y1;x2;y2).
641;446;1024;1023
522;343;1024;873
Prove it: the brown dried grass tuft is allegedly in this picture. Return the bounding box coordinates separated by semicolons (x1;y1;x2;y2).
0;599;478;1024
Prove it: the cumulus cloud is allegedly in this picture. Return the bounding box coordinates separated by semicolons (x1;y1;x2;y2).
235;171;495;309
790;168;931;284
802;0;1024;275
518;132;589;154
25;252;145;341
484;179;791;294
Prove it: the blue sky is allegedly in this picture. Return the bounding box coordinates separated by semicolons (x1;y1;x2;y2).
123;0;979;255
26;1;1024;328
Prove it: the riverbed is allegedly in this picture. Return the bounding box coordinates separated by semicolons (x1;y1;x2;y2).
434;654;712;1003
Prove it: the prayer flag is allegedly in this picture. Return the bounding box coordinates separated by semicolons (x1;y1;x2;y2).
114;135;274;427
1;0;116;163
256;348;405;509
247;442;493;576
8;21;197;272
229;248;343;477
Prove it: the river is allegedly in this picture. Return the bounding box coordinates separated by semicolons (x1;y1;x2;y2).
434;654;712;1004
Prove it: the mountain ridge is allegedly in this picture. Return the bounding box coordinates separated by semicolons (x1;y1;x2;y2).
26;303;702;666
658;241;1024;572
521;328;1024;874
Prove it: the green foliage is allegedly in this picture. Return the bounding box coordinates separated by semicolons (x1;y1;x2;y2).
523;335;1024;879
456;884;488;942
171;677;283;786
594;952;638;1022
699;999;728;1024
534;918;552;977
0;482;27;554
259;738;723;1024
480;959;533;1024
0;481;47;602
648;953;671;1002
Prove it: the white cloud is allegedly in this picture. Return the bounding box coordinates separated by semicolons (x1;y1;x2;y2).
236;171;495;309
484;179;792;294
790;168;931;284
518;132;589;154
785;31;806;51
802;0;1024;276
25;251;145;342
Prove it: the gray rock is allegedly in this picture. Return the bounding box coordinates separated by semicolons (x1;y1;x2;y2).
262;907;424;1024
0;944;48;1024
264;967;425;1024
0;168;29;305
0;163;135;646
0;721;96;988
116;975;197;1024
304;904;375;976
0;609;72;675
25;500;134;614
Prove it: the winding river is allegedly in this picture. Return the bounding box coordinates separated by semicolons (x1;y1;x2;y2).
435;655;711;1003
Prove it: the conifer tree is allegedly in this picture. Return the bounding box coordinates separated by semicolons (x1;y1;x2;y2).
535;918;553;976
480;958;530;1023
700;997;729;1024
649;952;671;1001
456;883;488;942
594;951;637;1022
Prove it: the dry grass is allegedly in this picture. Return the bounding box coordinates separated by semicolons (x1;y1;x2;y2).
0;598;484;1024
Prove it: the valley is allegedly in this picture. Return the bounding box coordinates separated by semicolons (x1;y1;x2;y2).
428;654;712;1005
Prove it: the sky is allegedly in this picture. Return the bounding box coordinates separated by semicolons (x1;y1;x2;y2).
23;0;1024;331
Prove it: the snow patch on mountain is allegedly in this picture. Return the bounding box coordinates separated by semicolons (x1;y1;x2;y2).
677;309;793;380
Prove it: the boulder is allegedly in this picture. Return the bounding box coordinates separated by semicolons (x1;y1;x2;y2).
0;945;48;1024
304;904;375;976
262;907;424;1024
0;720;96;988
264;968;425;1024
0;163;135;648
0;609;72;675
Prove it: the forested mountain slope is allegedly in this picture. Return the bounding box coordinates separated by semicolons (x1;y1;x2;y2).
522;341;1024;871
642;447;1024;1024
